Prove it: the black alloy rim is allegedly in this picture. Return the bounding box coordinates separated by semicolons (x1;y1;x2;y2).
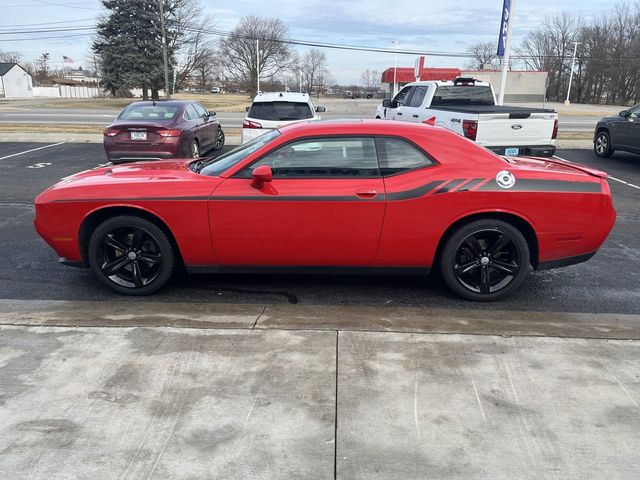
98;226;162;288
453;229;521;294
216;129;224;148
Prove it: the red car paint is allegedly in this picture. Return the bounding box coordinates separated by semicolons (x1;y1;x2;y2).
35;120;616;275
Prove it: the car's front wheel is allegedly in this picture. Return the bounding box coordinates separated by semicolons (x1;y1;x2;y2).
594;131;614;158
88;215;175;295
213;128;225;150
440;219;530;301
190;139;200;158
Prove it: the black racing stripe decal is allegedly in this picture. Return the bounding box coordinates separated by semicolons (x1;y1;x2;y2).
457;178;486;192
52;196;209;203
477;179;602;193
385;180;445;201
433;178;466;194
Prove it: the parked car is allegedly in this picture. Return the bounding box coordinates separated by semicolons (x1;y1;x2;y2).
35;120;615;301
211;87;221;93
594;104;640;158
103;100;225;164
242;92;325;143
375;77;558;157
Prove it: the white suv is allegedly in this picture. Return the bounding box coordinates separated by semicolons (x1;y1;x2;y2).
242;92;325;143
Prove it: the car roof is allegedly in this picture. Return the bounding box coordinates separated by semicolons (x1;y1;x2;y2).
251;92;313;103
126;100;194;107
405;80;492;88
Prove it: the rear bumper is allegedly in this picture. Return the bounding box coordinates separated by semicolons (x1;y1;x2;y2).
487;144;556;157
104;136;182;162
241;128;273;144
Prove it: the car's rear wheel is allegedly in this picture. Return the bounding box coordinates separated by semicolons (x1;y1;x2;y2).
594;131;614;158
440;219;530;301
213;128;225;150
190;139;200;158
88;216;174;295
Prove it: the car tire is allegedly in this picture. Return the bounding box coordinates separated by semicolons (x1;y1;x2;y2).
594;131;614;158
190;139;200;158
213;128;225;151
440;219;530;301
88;215;175;295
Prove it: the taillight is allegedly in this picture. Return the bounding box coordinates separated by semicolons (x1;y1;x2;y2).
156;129;182;137
462;120;478;141
423;116;436;126
552;119;559;140
103;127;119;137
243;120;263;129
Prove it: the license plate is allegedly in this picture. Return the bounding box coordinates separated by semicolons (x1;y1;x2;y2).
130;131;147;141
505;147;519;156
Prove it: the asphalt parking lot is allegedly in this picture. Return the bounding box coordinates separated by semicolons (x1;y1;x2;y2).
0;141;638;314
1;141;639;479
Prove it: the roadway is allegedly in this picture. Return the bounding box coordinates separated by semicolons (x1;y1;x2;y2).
0;107;599;131
0;141;638;314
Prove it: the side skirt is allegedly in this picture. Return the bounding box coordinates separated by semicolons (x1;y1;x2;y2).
186;265;431;276
536;251;597;271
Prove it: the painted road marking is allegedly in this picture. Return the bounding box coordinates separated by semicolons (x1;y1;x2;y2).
553;155;640;190
0;142;65;161
27;162;52;169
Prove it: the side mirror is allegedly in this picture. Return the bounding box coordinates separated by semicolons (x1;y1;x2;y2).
382;99;391;107
208;110;216;117
251;165;272;188
315;106;326;113
246;106;250;112
620;110;629;117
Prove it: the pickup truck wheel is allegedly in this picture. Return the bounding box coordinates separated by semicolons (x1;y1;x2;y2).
440;219;530;301
594;131;614;158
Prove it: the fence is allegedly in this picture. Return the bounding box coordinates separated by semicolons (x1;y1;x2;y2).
33;85;102;99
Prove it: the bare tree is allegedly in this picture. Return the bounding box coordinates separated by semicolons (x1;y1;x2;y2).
465;41;498;70
300;48;327;95
0;50;22;64
219;16;293;95
360;69;380;91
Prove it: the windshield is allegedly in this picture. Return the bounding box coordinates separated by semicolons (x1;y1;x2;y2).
118;103;180;121
431;86;495;106
199;130;281;176
248;101;313;121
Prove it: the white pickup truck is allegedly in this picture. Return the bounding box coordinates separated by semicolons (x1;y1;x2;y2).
375;77;558;157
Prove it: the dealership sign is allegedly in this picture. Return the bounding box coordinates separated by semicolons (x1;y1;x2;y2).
497;0;511;57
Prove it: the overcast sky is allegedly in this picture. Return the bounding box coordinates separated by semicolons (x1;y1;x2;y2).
0;0;629;84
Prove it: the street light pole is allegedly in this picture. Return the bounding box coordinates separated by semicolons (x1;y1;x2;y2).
158;0;170;99
564;41;580;106
256;39;260;94
392;40;399;98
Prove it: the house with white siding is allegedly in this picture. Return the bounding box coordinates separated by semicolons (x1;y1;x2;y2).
0;63;34;98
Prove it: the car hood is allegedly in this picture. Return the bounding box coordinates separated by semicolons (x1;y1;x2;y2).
598;115;621;123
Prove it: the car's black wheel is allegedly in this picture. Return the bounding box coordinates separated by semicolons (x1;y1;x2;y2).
190;139;200;158
213;128;225;150
88;216;175;295
440;219;530;301
594;131;614;158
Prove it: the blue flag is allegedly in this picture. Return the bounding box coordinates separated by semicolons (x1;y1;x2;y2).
497;0;511;57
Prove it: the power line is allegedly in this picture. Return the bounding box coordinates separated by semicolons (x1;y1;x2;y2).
0;27;95;35
0;18;95;28
0;33;94;42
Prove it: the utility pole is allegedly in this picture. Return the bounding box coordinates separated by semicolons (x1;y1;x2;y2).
256;39;260;94
158;0;170;99
497;0;516;106
391;40;399;98
564;41;580;106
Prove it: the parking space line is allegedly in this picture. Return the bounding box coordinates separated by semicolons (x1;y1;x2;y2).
0;142;66;161
554;155;640;190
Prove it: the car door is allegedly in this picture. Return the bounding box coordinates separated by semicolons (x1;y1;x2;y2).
389;86;414;121
616;105;640;152
209;136;386;266
184;104;207;146
193;102;216;148
402;86;429;123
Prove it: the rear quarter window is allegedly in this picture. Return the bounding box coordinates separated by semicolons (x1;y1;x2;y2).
248;102;313;121
375;137;435;176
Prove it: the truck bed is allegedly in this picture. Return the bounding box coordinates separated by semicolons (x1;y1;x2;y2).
430;105;556;115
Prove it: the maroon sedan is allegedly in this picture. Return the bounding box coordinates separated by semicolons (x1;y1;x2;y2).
103;100;225;163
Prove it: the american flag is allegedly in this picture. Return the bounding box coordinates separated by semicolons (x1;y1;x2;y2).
63;56;74;64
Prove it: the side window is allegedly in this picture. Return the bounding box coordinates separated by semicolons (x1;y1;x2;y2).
408;87;428;108
375;137;435;176
240;137;379;178
629;105;640;118
184;104;199;121
193;103;208;118
394;86;414;106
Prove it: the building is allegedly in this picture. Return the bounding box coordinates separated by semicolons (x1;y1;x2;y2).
380;65;548;103
0;63;33;98
64;66;98;84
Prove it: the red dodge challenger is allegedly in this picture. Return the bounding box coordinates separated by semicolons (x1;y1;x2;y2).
34;120;616;301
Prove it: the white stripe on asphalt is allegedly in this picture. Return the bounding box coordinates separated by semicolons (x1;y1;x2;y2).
554;154;640;190
0;142;66;161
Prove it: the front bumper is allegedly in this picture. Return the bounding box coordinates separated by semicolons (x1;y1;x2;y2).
487;144;557;158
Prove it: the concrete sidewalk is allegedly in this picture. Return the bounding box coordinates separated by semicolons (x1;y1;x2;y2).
1;309;639;479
